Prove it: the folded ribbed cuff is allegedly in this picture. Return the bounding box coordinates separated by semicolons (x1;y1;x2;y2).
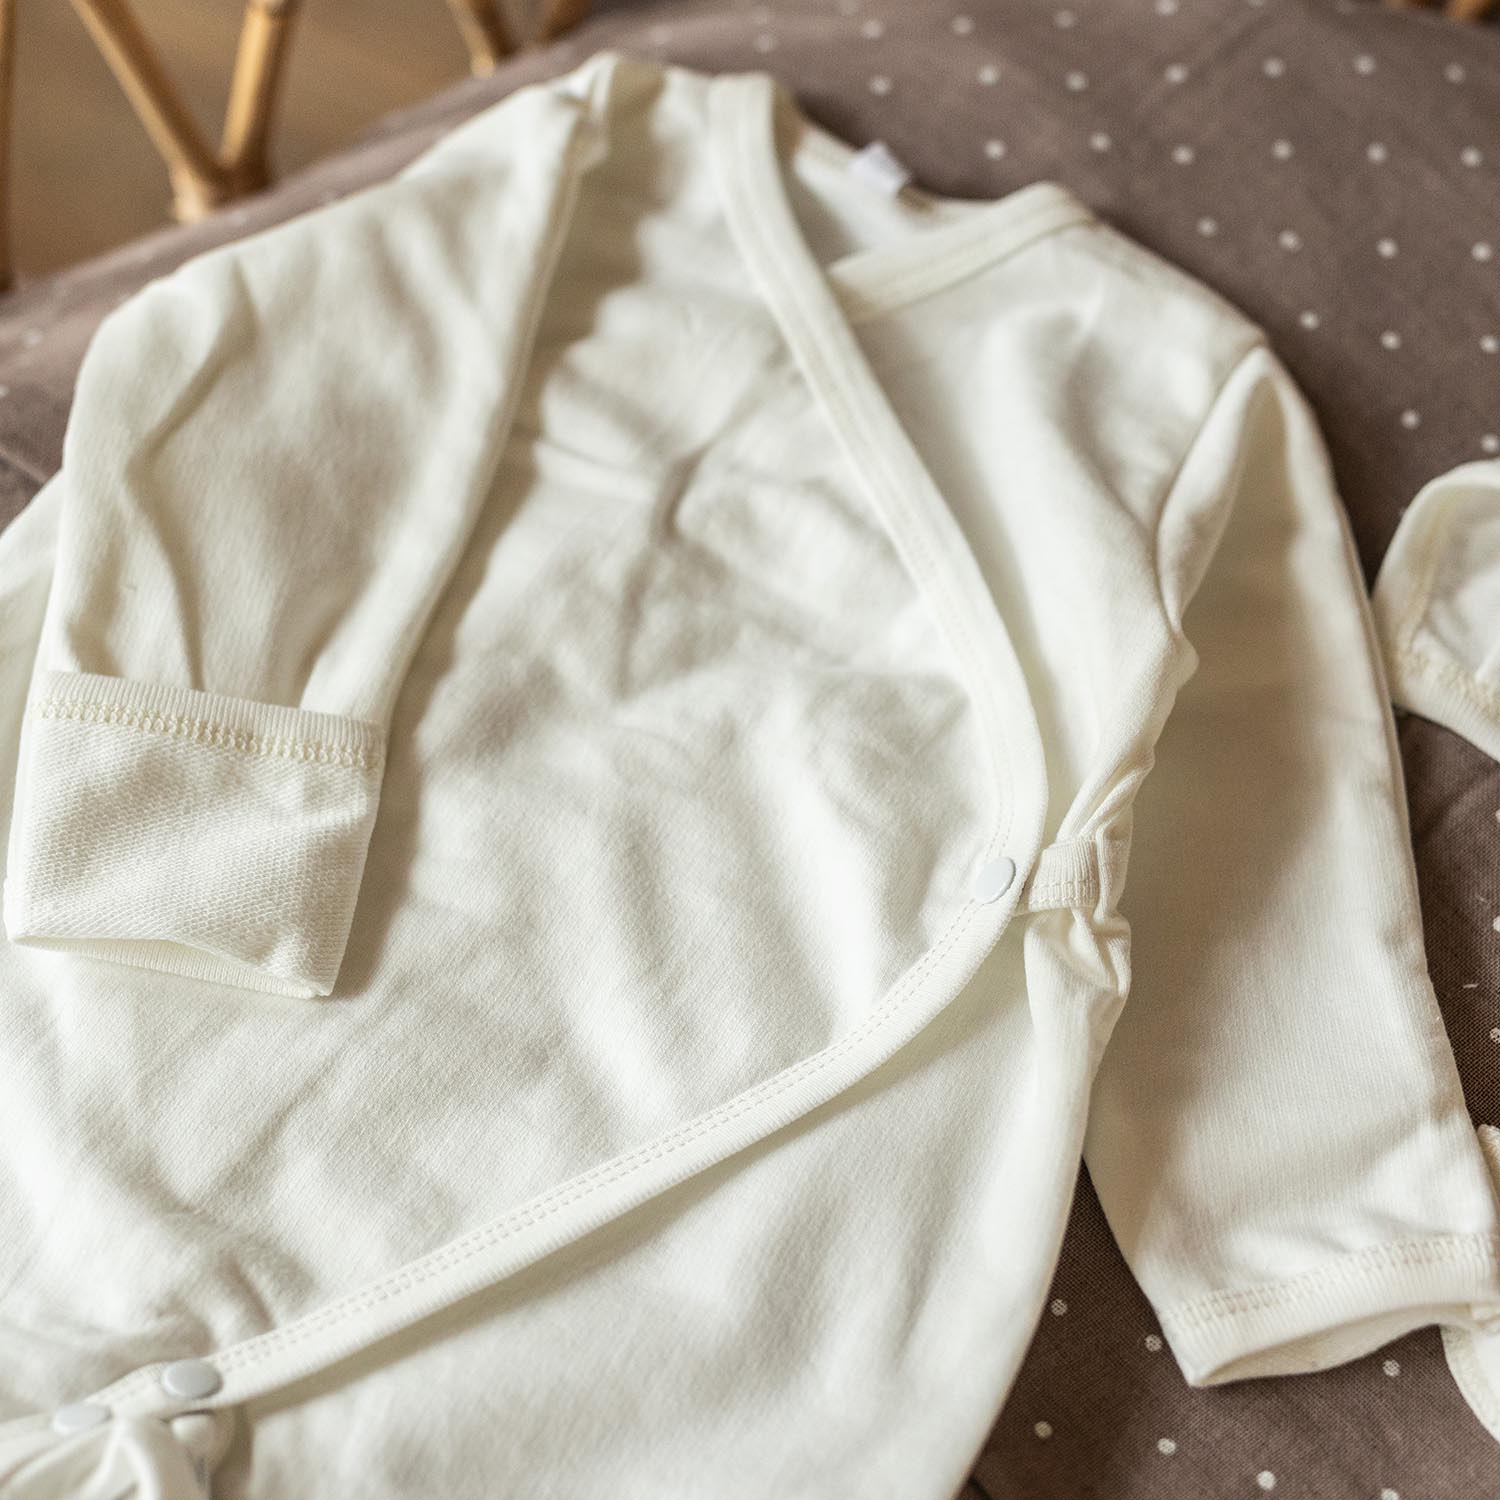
1161;1230;1500;1386
3;669;384;998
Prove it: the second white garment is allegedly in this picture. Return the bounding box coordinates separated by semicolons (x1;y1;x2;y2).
3;51;1500;1500
1374;459;1500;766
1370;460;1500;1441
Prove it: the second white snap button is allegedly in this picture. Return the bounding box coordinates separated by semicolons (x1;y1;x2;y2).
159;1359;222;1400
971;856;1016;904
51;1402;110;1434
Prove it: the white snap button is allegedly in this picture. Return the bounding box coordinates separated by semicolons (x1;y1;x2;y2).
971;856;1017;904
51;1402;110;1434
159;1359;222;1400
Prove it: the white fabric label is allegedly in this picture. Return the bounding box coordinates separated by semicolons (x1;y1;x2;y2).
848;140;912;197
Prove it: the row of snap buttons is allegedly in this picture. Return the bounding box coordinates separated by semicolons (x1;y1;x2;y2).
49;1358;222;1432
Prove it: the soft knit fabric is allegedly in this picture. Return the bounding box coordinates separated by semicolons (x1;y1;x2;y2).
1370;460;1500;1439
2;50;1500;1500
1373;460;1500;765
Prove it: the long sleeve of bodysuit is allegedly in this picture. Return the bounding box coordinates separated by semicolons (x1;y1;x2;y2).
1084;342;1500;1386
2;79;594;998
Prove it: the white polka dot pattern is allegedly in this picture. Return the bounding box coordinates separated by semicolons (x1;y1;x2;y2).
2;5;1499;1498
778;0;1499;495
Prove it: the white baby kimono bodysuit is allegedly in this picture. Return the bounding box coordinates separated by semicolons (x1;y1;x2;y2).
3;50;1500;1500
1369;459;1500;1440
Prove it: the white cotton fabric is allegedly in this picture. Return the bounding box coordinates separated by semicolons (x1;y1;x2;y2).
4;672;382;997
1372;460;1500;1437
1372;459;1500;764
1444;1128;1500;1446
2;50;1500;1500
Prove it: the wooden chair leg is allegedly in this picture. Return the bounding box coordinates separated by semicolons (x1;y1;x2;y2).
0;0;15;293
534;0;593;44
221;0;303;197
68;0;226;221
0;0;595;289
445;0;515;76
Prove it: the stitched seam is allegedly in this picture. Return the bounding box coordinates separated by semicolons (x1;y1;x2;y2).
723;89;1016;859
32;697;380;771
1395;646;1500;722
73;76;1030;1416
839;207;1095;326
211;899;979;1372
1396;485;1459;659
1160;1232;1500;1332
89;887;995;1405
1442;1324;1500;1434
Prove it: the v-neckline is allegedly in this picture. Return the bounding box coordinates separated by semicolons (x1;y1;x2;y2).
757;88;1099;325
705;65;1075;881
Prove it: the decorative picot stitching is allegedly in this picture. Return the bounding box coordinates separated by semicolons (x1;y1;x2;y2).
1160;1231;1500;1332
33;696;380;772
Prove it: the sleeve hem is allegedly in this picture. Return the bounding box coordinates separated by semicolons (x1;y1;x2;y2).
1370;458;1500;764
0;926;326;1000
1383;645;1500;765
4;670;384;998
1443;1322;1500;1442
27;669;383;770
1159;1230;1500;1386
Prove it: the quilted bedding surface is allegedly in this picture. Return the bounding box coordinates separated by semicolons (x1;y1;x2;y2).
1;2;1497;1494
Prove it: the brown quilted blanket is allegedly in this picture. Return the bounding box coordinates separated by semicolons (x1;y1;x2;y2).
2;3;1497;1493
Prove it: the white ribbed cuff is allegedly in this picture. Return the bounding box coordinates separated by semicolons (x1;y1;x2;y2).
3;669;384;998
